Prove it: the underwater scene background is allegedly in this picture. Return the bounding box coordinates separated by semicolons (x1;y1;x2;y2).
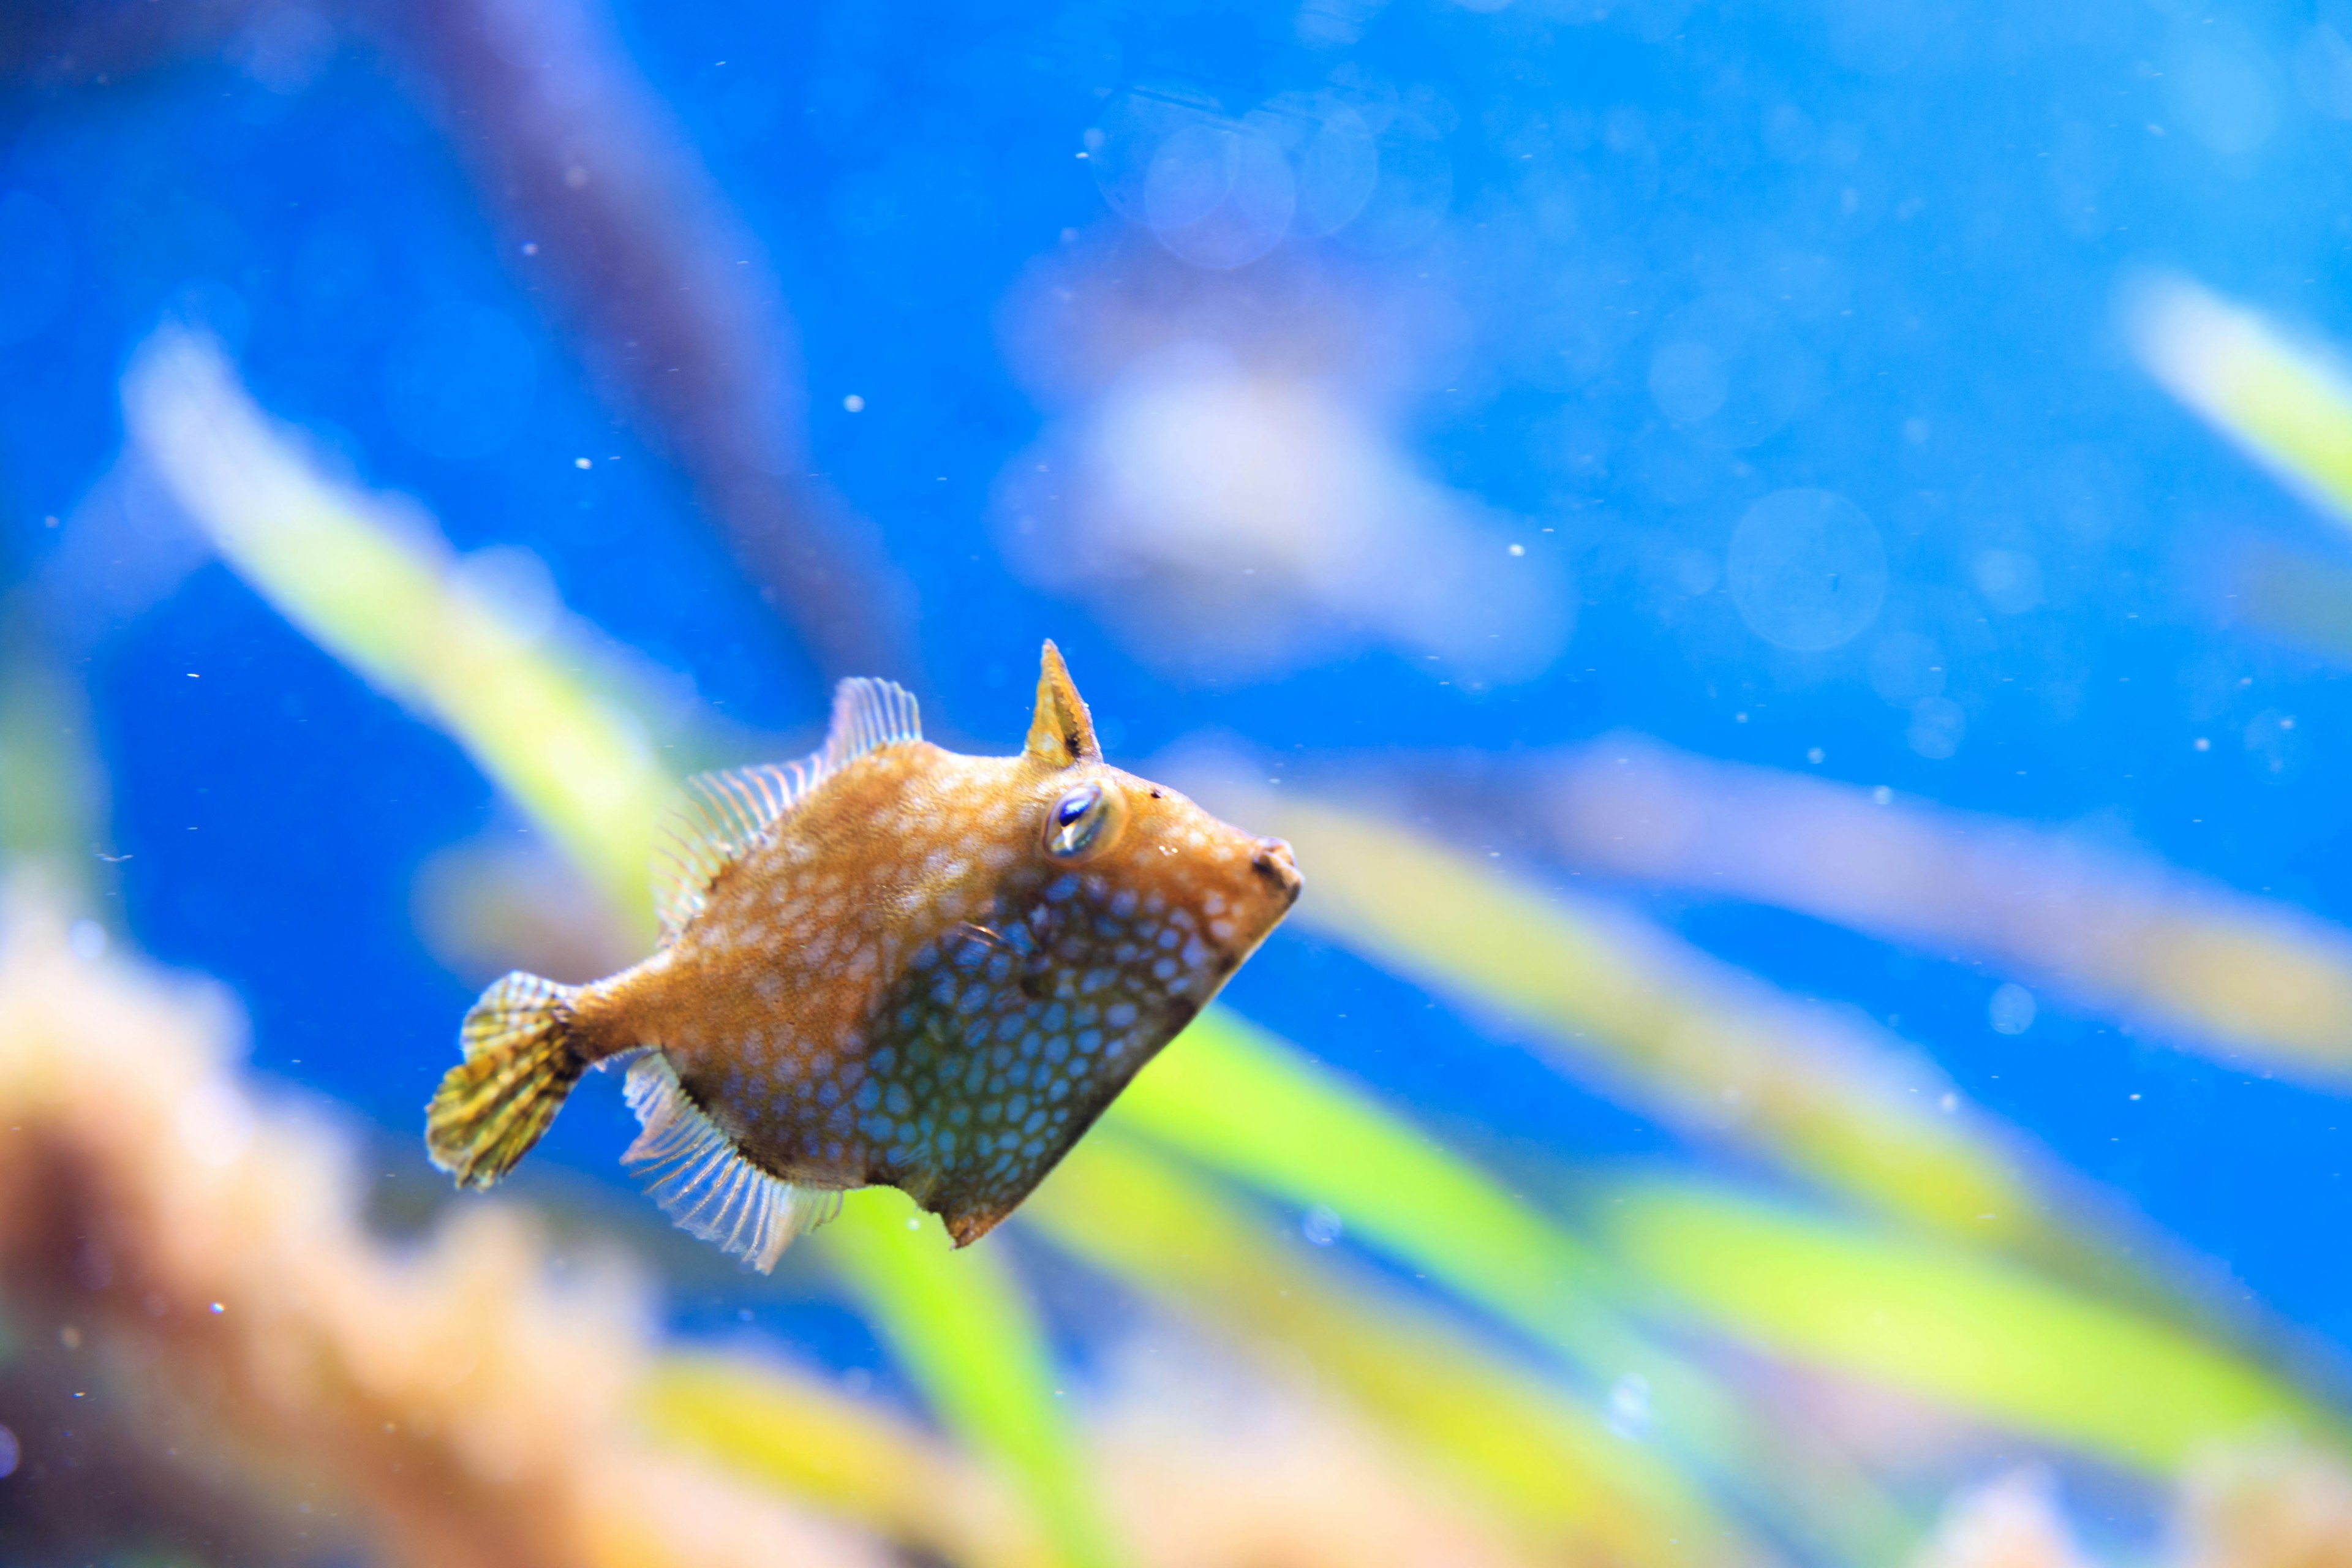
6;0;2352;1564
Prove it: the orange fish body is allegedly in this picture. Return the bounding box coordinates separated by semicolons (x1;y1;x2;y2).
426;643;1301;1269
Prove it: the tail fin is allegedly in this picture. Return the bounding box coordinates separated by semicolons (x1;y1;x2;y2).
427;972;586;1189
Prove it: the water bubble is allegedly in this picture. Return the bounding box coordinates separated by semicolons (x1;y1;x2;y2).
1727;488;1887;652
1670;547;1719;596
66;921;106;962
1909;695;1966;760
2245;709;2302;777
1145;123;1295;269
1648;340;1728;424
1301;1205;1343;1246
1086;92;1215;223
1989;983;2037;1036
2171;28;2279;154
0;1423;18;1479
1868;631;1945;706
1297;106;1379;235
1972;549;2043;614
382;301;539;461
0;192;72;347
1763;103;1820;162
1344;123;1452;254
2296;25;2352;118
1649;293;1814;448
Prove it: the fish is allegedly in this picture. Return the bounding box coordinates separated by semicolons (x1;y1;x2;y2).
425;641;1303;1268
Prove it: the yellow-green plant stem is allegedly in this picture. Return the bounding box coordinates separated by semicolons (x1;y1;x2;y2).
1600;1182;2346;1472
1025;1131;1751;1568
124;330;666;933
639;1351;1047;1568
822;1193;1123;1568
1199;786;2043;1248
1107;1011;1914;1566
2131;275;2352;525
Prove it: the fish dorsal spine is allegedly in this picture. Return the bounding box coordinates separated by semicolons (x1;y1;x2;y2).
652;676;922;943
1024;638;1100;766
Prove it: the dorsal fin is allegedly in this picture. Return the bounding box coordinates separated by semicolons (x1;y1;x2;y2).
652;677;921;941
1024;640;1099;766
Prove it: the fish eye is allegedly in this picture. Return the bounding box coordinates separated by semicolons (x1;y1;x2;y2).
1042;780;1125;861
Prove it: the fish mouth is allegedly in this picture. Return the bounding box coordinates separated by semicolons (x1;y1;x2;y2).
1250;836;1303;905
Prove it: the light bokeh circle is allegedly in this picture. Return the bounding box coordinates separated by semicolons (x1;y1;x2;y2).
1726;487;1887;652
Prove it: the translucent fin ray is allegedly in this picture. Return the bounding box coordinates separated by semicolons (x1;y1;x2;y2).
652;762;810;940
651;677;921;941
816;676;922;774
621;1053;842;1272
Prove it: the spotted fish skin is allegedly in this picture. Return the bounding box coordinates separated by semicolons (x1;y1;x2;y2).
426;641;1300;1264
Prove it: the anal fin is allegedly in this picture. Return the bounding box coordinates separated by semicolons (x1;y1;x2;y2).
620;1054;841;1273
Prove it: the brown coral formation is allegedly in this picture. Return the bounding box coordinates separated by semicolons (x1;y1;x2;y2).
1913;1472;2094;1568
0;886;886;1568
2180;1442;2352;1568
1909;1448;2352;1568
1089;1341;1531;1568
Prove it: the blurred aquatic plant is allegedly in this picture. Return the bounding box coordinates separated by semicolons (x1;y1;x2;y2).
2128;276;2352;530
824;1190;1123;1568
357;0;907;678
1027;1129;1741;1568
650;1310;1559;1568
123;328;671;937
1597;1183;2337;1474
112;323;2352;1568
1170;765;2352;1444
1174;762;2059;1250
3;0;902;678
640;1351;1047;1568
116;322;1838;1562
1529;737;2352;1085
0;597;107;901
1077;1360;1538;1568
1091;1006;1921;1567
2220;538;2352;667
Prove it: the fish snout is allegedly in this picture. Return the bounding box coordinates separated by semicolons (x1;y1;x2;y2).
1250;836;1303;903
